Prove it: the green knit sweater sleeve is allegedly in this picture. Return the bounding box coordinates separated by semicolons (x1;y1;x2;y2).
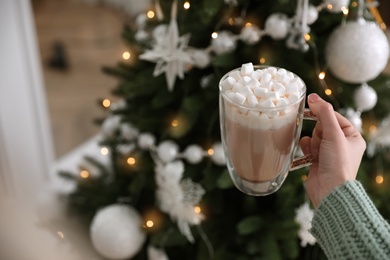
310;181;390;260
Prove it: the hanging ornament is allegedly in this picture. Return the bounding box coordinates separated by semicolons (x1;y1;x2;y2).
354;83;378;112
368;115;390;157
138;132;156;149
341;108;363;132
211;31;237;54
264;13;290;40
325;19;389;84
286;0;310;52
294;202;316;247
90;204;146;260
117;143;135;155
210;143;226;165
102;115;121;137
135;30;149;42
157;140;179;162
189;49;211;69
306;5;319;25
148;246;169;260
120;123;139;141
183;145;204;164
324;0;350;13
239;25;263;45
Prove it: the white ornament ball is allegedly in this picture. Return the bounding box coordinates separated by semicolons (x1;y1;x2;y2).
240;25;262;44
190;49;211;69
183;145;204;164
157;140;179;163
135;13;148;29
324;0;350;13
354;84;378;112
90;204;146;260
343;108;363;132
102;116;121;137
211;31;237;54
210;143;225;165
326;20;389;84
306;5;319;25
135;30;149;42
137;133;156;149
265;13;290;40
120;123;139;141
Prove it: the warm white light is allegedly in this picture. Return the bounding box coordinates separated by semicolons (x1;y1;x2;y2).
228;17;234;25
245;22;252;27
211;32;218;39
122;51;131;60
147;10;155;19
102;99;111;108
301;175;307;182
376;175;384;184
318;71;326;80
146;220;154;228
342;7;349;15
101;147;109;155
80;170;90;179
304;33;311;41
259;57;266;64
171;119;179;127
194;206;201;214
127;157;136;165
207;148;214;155
369;125;377;133
183;1;190;9
324;89;332;96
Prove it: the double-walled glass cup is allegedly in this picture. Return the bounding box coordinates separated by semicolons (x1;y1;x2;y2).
219;66;316;196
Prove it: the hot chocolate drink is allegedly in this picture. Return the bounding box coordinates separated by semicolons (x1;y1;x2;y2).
219;63;305;192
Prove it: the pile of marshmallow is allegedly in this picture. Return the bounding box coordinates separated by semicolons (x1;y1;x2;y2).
220;63;305;119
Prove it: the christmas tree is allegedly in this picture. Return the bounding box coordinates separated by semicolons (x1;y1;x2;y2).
60;0;390;259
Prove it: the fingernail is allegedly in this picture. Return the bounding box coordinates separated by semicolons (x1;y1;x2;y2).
308;93;321;103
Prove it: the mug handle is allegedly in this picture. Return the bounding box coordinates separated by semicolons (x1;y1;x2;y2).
290;108;317;171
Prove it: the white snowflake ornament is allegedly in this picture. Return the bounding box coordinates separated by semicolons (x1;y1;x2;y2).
265;13;290;40
295;202;316;247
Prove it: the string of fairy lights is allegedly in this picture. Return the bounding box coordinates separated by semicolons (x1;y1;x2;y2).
74;0;389;233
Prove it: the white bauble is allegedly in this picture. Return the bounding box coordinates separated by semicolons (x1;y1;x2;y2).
138;133;156;149
102;116;121;137
120;123;139;141
183;145;204;164
135;30;149;42
326;20;389;84
157;140;179;162
264;13;290;40
342;108;362;132
190;49;211;69
240;25;262;44
324;0;350;13
306;5;319;25
210;143;225;165
354;83;378;112
211;31;237;54
90;204;145;260
135;13;148;29
117;143;135;155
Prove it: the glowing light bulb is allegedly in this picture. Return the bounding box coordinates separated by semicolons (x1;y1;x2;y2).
100;147;109;155
351;2;358;7
183;1;190;9
376;175;384;184
342;7;349;15
80;170;90;179
327;4;333;10
324;89;332;96
171;119;179;127
146;220;154;228
245;22;252;27
318;71;326;80
207;148;214;155
211;32;218;39
194;206;201;214
369;125;377;133
304;33;311;41
301;175;307;182
259;57;266;64
228;17;234;25
102;99;111;108
147;10;155;19
127;157;136;165
122;51;131;60
380;23;387;30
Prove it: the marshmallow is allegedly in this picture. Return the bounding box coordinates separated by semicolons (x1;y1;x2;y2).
265;91;280;101
259;99;275;109
261;81;273;90
266;67;277;76
233;82;244;92
253;86;268;99
241;62;254;76
226;91;236;101
247;78;261;89
290;77;304;89
238;106;249;115
260;72;272;84
232;92;246;105
276;97;289;107
221;76;236;92
247;94;259;107
281;74;294;85
275;68;287;80
272;83;286;96
251;70;263;80
238;76;252;85
240;85;253;97
285;82;300;95
229;70;242;81
288;93;300;103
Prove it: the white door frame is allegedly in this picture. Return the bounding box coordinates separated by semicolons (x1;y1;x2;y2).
0;0;55;199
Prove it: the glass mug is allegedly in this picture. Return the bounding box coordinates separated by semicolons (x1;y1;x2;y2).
219;65;316;196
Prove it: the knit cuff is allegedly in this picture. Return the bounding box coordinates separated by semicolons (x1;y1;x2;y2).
311;180;390;260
